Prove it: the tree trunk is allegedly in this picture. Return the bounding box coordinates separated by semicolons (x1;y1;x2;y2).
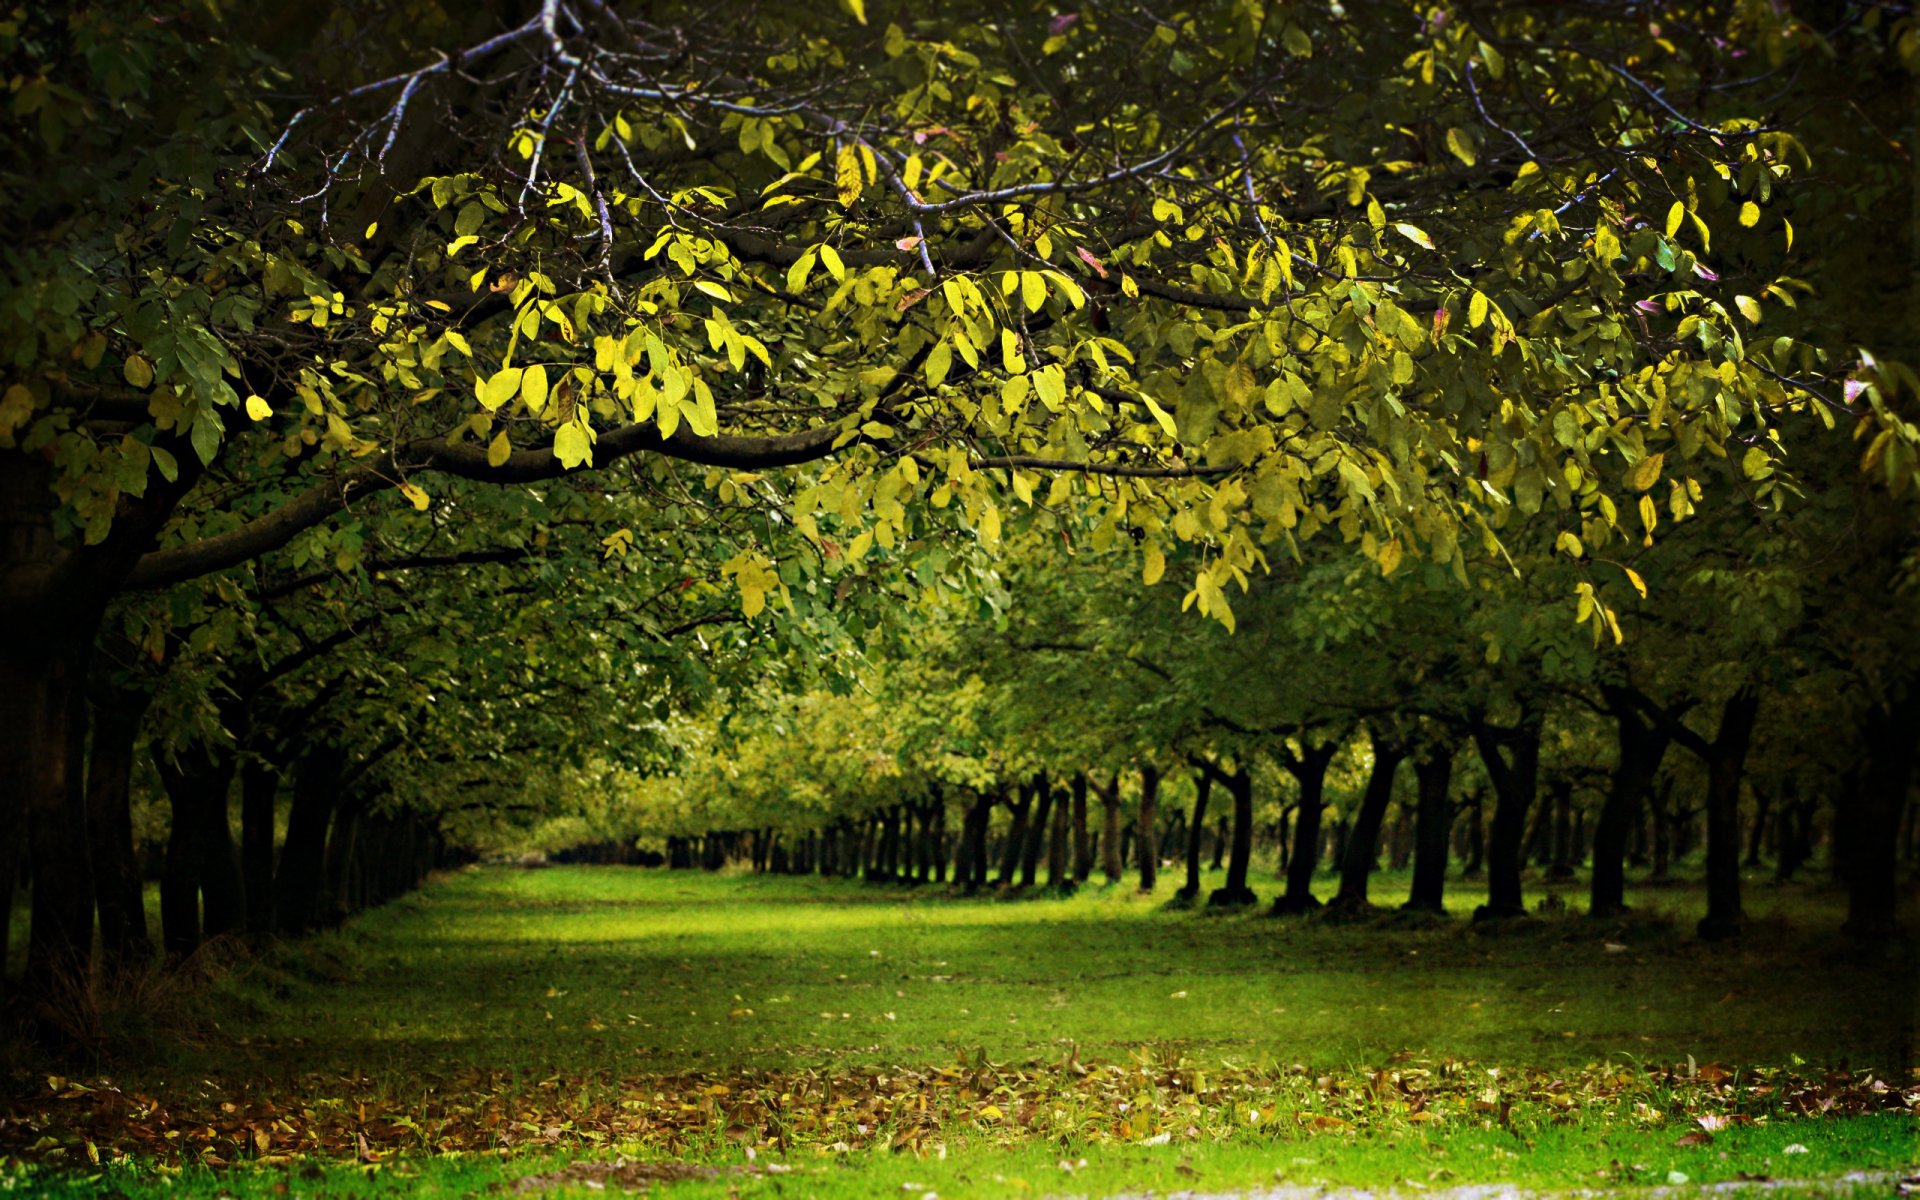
1330;733;1404;913
961;792;994;893
1176;771;1211;903
1208;764;1257;908
1547;779;1575;880
159;744;240;957
8;636;95;999
1272;742;1337;915
1592;692;1667;918
1462;796;1485;878
1471;716;1541;921
1404;745;1453;914
86;693;152;974
1070;774;1092;883
1019;775;1053;889
1098;777;1124;884
997;789;1031;888
1698;690;1761;941
240;757;281;935
1842;693;1917;940
1136;765;1160;892
1046;791;1071;892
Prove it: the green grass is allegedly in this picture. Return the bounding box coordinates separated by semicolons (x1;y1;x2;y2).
4;865;1915;1197
197;865;1914;1074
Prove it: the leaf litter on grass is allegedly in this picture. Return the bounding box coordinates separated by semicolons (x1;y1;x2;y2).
6;1052;1913;1170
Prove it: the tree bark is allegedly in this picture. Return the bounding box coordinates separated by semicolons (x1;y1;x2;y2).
1097;776;1124;883
1404;744;1453;914
240;757;281;935
1695;690;1761;941
1176;771;1211;904
997;787;1031;888
1070;774;1092;883
1136;765;1160;892
1019;775;1053;889
1206;761;1257;908
1471;715;1541;921
1330;731;1405;913
1842;693;1917;940
86;691;152;973
1592;690;1668;917
159;744;240;957
274;744;337;933
1272;741;1337;915
1046;790;1071;892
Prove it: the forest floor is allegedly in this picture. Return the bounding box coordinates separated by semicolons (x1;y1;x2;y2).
2;866;1915;1197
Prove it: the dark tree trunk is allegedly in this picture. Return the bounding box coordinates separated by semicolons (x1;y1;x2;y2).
1207;763;1257;908
1098;776;1124;884
1592;691;1667;917
1068;775;1092;882
1273;742;1337;915
1136;765;1160;892
1471;715;1541;921
1176;771;1212;903
321;794;366;925
86;692;152;973
240;757;281;935
1404;745;1453;914
1843;693;1917;940
1546;780;1575;879
159;744;240;956
1330;733;1404;913
997;788;1032;888
1210;816;1228;870
1650;777;1675;881
1046;791;1071;892
1697;690;1761;941
1462;796;1485;879
1775;788;1814;882
8;635;95;999
1020;776;1054;889
1745;788;1772;869
961;792;994;893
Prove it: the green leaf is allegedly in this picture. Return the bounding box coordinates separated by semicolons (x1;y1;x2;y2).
123;356;153;389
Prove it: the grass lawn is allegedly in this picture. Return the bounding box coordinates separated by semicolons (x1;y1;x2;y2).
3;865;1915;1196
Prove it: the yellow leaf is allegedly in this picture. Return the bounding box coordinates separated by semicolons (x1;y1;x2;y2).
1444;127;1476;167
1665;201;1686;238
1468;291;1489;329
398;482;430;511
479;367;523;411
521;363;549;413
1625;451;1664;493
1738;201;1760;228
123;355;153;389
487;431;512;468
979;1105;1004;1120
846;0;866;23
1142;395;1178;438
244;395;272;422
1378;537;1404;575
836;144;864;206
1143;545;1166;585
1623;566;1648;599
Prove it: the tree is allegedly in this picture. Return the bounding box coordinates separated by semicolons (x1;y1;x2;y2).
4;0;1900;999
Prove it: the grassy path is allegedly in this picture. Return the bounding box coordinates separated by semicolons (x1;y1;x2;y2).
4;866;1914;1197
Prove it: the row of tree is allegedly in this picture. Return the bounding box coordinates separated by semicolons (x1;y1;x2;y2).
4;0;1917;1029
